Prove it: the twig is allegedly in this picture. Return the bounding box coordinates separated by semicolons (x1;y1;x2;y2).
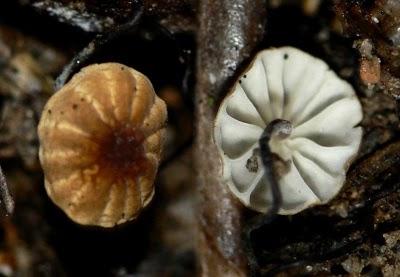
195;0;267;275
54;0;144;90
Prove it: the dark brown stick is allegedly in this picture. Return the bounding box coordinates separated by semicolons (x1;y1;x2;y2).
195;1;267;275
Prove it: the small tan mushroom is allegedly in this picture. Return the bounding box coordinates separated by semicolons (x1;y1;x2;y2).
38;63;167;227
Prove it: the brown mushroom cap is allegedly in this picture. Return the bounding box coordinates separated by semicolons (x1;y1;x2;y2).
38;63;167;227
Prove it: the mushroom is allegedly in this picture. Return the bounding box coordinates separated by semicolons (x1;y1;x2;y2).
214;47;363;215
38;63;167;227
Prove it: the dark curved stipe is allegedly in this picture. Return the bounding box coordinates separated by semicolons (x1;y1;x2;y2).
258;119;291;217
243;119;292;277
54;0;144;90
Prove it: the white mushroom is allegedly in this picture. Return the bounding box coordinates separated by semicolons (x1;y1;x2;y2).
214;47;363;215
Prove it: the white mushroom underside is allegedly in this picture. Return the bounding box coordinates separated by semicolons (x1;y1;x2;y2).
214;47;363;215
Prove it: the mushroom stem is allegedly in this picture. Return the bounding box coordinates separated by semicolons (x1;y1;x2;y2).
259;118;292;216
243;119;292;275
54;0;144;90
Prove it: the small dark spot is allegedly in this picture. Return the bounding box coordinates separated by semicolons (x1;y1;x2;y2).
121;213;125;218
243;74;247;78
80;97;84;102
246;150;259;173
121;66;125;71
68;202;72;207
284;53;289;59
72;104;78;110
60;111;64;115
239;80;242;84
48;109;52;114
